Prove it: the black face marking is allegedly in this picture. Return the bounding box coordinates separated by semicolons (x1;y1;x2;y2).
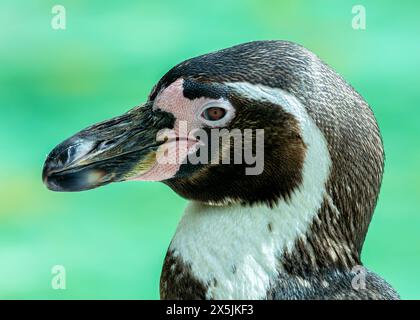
164;96;306;207
182;79;229;100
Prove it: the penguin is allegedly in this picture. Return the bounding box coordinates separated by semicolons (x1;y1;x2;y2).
42;40;399;300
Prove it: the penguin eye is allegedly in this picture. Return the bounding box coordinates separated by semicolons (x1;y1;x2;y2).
198;101;235;126
201;107;226;121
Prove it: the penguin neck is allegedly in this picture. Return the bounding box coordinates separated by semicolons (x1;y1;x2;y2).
168;201;311;299
166;194;360;300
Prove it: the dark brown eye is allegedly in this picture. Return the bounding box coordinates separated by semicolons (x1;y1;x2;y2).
201;107;226;121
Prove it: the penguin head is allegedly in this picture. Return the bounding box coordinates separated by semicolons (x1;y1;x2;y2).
43;41;384;258
42;42;312;206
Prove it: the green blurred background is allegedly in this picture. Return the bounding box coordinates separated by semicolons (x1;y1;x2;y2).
0;0;419;299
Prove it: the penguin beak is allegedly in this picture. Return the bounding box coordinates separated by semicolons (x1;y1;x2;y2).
42;103;174;192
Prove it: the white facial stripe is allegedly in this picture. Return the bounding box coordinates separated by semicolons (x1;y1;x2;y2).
169;83;332;299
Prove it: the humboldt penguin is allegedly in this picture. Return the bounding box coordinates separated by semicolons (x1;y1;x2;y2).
42;40;399;300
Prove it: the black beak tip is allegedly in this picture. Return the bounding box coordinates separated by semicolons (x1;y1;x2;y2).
42;151;111;192
42;137;93;192
42;156;63;191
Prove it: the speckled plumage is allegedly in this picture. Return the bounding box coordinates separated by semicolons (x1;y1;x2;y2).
161;251;399;300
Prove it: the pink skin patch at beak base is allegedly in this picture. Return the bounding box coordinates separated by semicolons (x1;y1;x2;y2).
129;78;218;182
